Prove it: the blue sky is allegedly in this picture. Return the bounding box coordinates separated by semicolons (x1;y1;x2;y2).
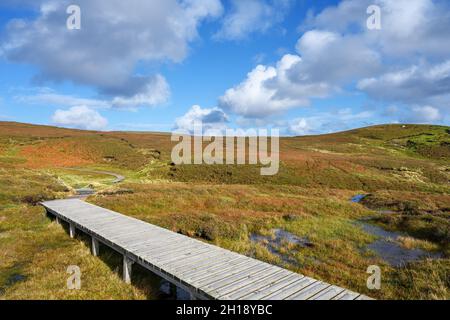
0;0;449;135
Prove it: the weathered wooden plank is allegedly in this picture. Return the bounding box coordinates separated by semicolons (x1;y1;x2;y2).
192;259;263;287
176;253;244;278
133;236;190;251
126;233;182;249
131;239;188;258
167;251;235;275
111;230;157;244
183;256;252;283
240;274;307;300
203;263;277;294
217;269;291;300
170;254;244;282
333;290;361;300
136;239;200;258
286;281;330;300
154;247;213;266
310;286;346;300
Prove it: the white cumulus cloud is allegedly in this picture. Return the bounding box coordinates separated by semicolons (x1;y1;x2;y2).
174;105;229;134
111;75;170;109
289;109;375;136
51;106;108;130
215;0;292;40
15;76;171;111
409;105;442;123
219;54;332;118
15;89;110;109
391;105;443;124
358;60;450;108
1;0;223;108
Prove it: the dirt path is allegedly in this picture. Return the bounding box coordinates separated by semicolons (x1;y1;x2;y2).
61;168;125;200
63;168;125;183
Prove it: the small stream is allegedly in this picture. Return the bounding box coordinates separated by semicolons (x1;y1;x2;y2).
352;194;443;267
351;195;396;215
70;187;96;199
67;169;125;200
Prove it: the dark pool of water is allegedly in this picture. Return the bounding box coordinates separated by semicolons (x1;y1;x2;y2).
351;194;396;214
351;194;368;203
0;273;27;296
351;194;443;267
69;188;95;199
358;223;442;267
8;274;27;285
250;229;313;264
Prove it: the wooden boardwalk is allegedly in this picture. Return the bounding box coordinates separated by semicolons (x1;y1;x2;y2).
41;199;370;300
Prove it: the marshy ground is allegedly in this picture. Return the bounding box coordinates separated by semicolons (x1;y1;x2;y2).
0;122;448;300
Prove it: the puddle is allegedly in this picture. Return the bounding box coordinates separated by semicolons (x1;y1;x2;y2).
250;229;313;264
0;273;27;295
69;188;95;200
351;195;443;267
351;194;367;203
358;223;442;267
7;274;27;285
351;194;396;214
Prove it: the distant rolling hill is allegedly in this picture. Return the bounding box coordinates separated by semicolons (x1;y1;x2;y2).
0;121;449;189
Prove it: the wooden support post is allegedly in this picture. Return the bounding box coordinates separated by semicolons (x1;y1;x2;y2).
91;237;99;257
190;292;197;300
170;282;177;298
69;223;76;238
55;216;60;225
123;256;133;284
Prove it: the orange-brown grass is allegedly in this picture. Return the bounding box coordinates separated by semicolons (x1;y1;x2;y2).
20;140;95;168
16;136;153;170
105;132;173;159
